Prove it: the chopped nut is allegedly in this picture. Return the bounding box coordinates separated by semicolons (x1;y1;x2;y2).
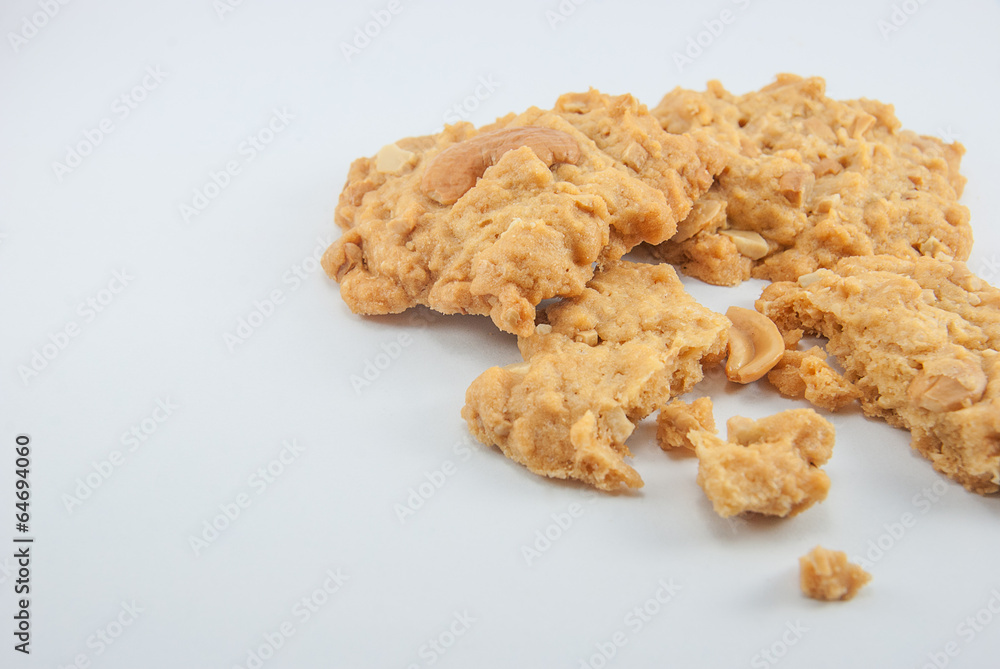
333;242;363;282
534;323;553;335
725;306;785;383
375;143;416;174
719;229;770;260
620;141;650;171
574;329;599;346
797;270;826;287
656;397;716;451
674;198;725;243
778;170;813;207
908;356;988;412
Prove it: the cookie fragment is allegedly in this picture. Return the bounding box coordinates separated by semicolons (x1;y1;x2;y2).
799;546;872;601
757;255;1000;494
766;329;860;411
462;261;729;491
656;398;716;451
690;409;835;518
651;74;971;285
324;89;723;336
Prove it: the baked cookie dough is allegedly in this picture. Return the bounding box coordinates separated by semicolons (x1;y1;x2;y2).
757;255;1000;494
651;74;971;285
462;260;729;490
658;403;835;517
323;89;722;336
766;329;861;411
799;546;872;601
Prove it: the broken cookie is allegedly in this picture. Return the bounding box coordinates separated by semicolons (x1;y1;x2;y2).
766;329;861;411
799;546;871;601
323;89;722;336
757;255;1000;494
651;74;971;285
658;404;835;518
462;260;729;491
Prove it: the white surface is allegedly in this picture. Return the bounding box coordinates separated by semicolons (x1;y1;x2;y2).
2;1;999;667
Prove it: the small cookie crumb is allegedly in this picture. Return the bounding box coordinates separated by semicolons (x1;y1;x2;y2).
799;546;871;601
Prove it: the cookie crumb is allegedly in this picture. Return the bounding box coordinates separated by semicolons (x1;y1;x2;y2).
799;546;871;601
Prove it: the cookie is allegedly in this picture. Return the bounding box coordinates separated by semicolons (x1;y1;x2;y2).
656;397;716;451
660;405;835;518
323;90;722;336
650;74;971;285
766;329;860;411
461;260;729;490
757;255;1000;494
799;546;871;602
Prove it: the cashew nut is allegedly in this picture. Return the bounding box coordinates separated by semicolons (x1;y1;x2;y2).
907;356;987;412
720;229;770;260
419;127;582;205
725;306;785;384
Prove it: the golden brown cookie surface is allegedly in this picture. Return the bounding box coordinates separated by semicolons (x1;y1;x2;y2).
757;255;1000;494
651;74;971;285
323;90;723;336
688;408;835;518
462;260;729;491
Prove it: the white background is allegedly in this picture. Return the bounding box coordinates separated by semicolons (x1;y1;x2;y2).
2;1;999;667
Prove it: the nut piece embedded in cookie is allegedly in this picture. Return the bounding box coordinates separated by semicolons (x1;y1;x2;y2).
657;398;717;451
691;409;835;518
324;89;724;336
725;306;784;383
799;546;872;602
462;261;730;491
757;254;1000;495
650;74;971;286
419;127;582;205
